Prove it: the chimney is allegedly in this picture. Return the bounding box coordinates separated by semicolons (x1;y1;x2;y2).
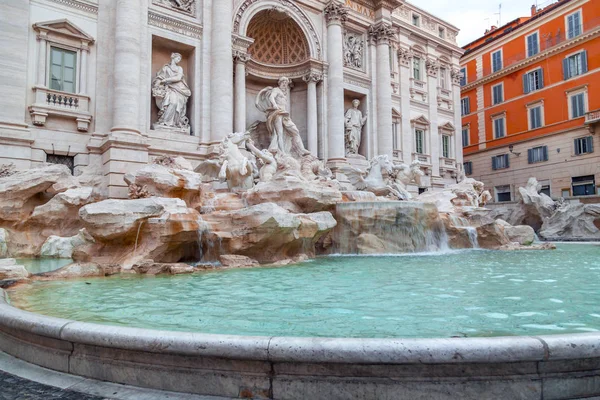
531;4;538;16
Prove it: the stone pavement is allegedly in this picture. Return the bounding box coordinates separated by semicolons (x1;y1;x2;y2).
0;369;105;399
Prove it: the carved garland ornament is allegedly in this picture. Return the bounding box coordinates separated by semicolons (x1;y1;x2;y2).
234;0;322;59
152;0;196;16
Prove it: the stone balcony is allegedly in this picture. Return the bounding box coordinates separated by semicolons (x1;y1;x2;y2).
439;157;458;178
409;78;427;102
412;152;432;175
585;109;600;131
29;86;92;132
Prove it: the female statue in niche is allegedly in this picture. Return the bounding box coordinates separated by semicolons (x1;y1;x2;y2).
152;52;191;130
344;99;367;155
255;77;310;160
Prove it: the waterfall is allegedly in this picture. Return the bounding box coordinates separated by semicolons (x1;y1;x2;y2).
464;227;479;249
333;201;450;254
447;214;479;249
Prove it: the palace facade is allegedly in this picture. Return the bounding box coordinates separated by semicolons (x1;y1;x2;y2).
460;0;600;201
0;0;463;198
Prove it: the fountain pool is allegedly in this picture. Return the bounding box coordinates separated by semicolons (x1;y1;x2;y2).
7;244;600;338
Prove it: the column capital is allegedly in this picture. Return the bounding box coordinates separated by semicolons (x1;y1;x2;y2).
426;58;439;77
232;50;250;64
397;47;413;67
303;71;323;84
324;1;348;26
368;22;396;46
450;68;462;86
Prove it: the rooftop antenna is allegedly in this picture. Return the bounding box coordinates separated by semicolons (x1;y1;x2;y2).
494;3;502;26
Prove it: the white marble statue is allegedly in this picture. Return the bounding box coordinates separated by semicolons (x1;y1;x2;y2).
195;131;254;191
344;33;364;70
255;77;310;159
246;138;277;183
389;160;425;200
344;99;367;155
152;52;191;131
341;155;403;199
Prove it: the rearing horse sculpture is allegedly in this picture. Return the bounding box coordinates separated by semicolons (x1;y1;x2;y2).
341;155;403;199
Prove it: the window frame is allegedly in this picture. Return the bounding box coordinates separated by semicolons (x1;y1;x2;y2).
461;126;469;147
527;145;548;164
413;57;422;81
494;184;512;202
463;161;473;176
571;174;595;197
523;67;544;93
461;96;470;116
563;50;588;80
525;31;540;58
527;101;544;130
414;128;425;154
439;67;447;89
490;48;503;72
492;154;510;171
412;14;420;27
565;9;582;40
573;135;594;156
459;67;467;87
438;27;445;39
491;82;504;105
47;44;79;94
441;134;451;158
492;114;506;139
567;87;588;119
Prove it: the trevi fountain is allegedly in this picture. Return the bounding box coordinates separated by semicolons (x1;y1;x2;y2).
0;62;600;400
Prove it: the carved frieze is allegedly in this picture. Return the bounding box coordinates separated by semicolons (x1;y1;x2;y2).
303;72;323;84
425;59;439;77
233;50;250;64
343;31;365;70
324;1;349;26
152;0;196;16
397;47;412;67
148;11;202;39
451;68;462;85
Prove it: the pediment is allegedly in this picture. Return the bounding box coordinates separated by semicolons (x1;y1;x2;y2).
392;107;402;118
410;115;430;126
439;121;455;132
33;19;94;43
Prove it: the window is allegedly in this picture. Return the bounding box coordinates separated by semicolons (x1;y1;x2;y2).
563;51;588;80
439;67;447;89
523;68;544;93
495;185;512;202
461;97;470;116
492;154;509;170
392;122;399;150
570;92;586;119
527;145;548;163
492;83;503;105
574;136;594;155
540;184;551;197
566;11;582;39
528;105;543;129
463;161;472;176
572;175;595;196
460;67;466;86
462;127;469;147
493;116;505;138
526;33;539;57
50;47;77;93
413;57;421;81
491;50;503;72
415;129;424;154
412;14;420;26
442;135;450;158
439;27;445;38
46;154;75;174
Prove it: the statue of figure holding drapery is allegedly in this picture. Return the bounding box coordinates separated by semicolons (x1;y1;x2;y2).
255;77;310;160
152;52;191;131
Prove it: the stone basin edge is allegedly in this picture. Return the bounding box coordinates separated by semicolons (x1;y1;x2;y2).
1;288;599;365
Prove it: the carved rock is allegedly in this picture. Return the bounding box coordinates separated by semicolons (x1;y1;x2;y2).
219;255;260;268
0;228;8;258
40;229;94;259
539;203;600;240
201;203;336;264
132;260;195;275
475;221;511;249
0;259;30;280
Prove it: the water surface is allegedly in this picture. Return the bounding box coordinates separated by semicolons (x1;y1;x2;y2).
8;244;600;338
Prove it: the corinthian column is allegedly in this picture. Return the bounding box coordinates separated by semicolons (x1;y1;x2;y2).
303;72;323;156
210;0;234;143
369;22;395;157
233;50;249;133
111;0;142;135
324;1;348;165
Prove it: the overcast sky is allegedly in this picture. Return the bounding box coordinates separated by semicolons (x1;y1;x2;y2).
416;0;556;46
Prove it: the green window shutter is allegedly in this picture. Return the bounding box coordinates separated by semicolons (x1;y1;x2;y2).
492;157;497;170
543;146;548;161
527;149;533;164
587;136;594;153
539;69;544;89
581;51;588;73
574;139;581;155
523;74;530;94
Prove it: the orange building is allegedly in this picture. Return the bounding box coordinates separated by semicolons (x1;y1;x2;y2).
460;0;600;201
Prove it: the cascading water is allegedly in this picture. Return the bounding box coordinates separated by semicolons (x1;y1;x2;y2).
447;214;479;249
332;201;450;254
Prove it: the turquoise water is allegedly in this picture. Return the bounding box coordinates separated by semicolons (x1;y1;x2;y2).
16;259;72;275
8;244;600;338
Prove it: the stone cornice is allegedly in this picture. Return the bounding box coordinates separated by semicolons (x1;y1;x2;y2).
148;11;203;39
42;0;98;15
372;0;403;12
368;21;397;45
462;26;600;91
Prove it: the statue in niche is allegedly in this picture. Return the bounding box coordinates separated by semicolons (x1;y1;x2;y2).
344;99;367;155
344;33;364;70
255;77;310;160
152;52;191;132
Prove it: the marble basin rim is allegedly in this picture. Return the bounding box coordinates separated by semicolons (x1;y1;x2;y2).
1;288;600;399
